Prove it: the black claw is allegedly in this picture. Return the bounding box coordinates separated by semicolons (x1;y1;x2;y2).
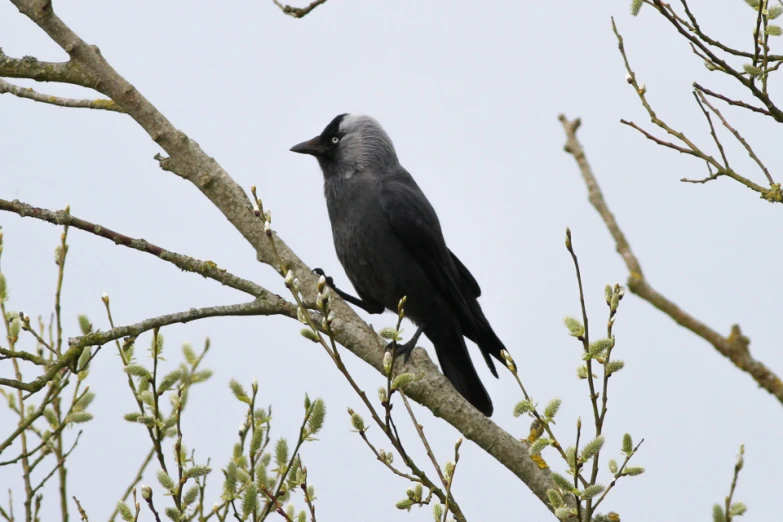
312;268;335;289
393;340;416;364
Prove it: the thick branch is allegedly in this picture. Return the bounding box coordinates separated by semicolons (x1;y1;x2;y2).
7;0;562;510
0;50;94;88
559;114;783;407
0;198;269;298
0;78;122;111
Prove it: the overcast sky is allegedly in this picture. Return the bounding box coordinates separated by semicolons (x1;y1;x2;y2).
1;0;781;520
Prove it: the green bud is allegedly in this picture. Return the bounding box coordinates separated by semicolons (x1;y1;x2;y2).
712;504;726;522
77;346;92;372
300;328;320;342
544;398;562;422
396;499;413;511
622;433;633;455
606;360;625;375
78;314;92;335
529;437;552;457
383;351;393;375
580;484;605;499
565;446;577;471
622;466;645;476
8;315;20;338
350;412;366;432
551;472;575;493
0;273;8;302
608;459;618;474
157;469;175;491
433;502;443;521
563;316;585;337
141;485;152;501
397;296;407;315
585;338;614;360
513;400;534;417
391;373;415;390
555;507;577;520
275;438;289;467
547;488;564;508
743;64;763;78
580;435;605;462
117;501;134;522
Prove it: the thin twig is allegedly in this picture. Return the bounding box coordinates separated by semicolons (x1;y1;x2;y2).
591;440;644;511
0;78;123;112
724;445;744;522
695;91;774;185
106;449;155;522
612;18;775;200
0;300;282;393
399;393;448;488
692;91;730;169
0;198;269;298
694;83;774;118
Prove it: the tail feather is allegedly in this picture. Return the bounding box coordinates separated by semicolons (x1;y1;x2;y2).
462;300;506;378
426;321;493;417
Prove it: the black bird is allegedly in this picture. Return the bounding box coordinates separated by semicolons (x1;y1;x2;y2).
290;114;507;416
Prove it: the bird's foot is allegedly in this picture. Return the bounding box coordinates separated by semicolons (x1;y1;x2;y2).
388;324;425;364
312;267;335;289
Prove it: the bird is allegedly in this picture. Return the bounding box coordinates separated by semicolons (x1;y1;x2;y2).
290;114;507;416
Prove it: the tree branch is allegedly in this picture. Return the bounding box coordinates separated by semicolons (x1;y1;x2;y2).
0;298;295;394
558;114;783;407
0;78;123;111
271;0;330;18
0;50;95;88
0;198;269;298
5;0;562;511
612;18;777;201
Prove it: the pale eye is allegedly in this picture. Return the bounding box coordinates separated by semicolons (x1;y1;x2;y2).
331;137;339;144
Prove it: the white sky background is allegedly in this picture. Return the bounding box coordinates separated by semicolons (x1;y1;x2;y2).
1;0;781;520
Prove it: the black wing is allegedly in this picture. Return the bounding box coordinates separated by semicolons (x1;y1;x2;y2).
378;172;475;325
449;249;481;298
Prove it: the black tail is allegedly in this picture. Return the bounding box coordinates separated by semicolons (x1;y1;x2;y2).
426;320;493;417
461;300;507;378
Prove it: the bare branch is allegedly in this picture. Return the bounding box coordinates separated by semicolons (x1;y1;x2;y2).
272;0;330;18
0;78;123;112
0;198;270;298
649;0;783;122
559;114;783;407
694;82;774;118
0;50;95;88
695;91;774;185
612;17;778;201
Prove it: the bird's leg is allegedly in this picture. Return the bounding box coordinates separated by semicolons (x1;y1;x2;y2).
393;324;425;363
312;268;384;314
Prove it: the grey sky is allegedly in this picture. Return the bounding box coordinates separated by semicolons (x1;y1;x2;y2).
1;0;781;520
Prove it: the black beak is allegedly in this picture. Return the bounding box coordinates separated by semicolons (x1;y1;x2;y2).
290;135;326;156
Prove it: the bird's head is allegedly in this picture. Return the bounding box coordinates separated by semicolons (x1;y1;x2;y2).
290;114;398;176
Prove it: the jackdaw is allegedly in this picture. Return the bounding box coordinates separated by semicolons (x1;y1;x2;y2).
290;114;507;416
